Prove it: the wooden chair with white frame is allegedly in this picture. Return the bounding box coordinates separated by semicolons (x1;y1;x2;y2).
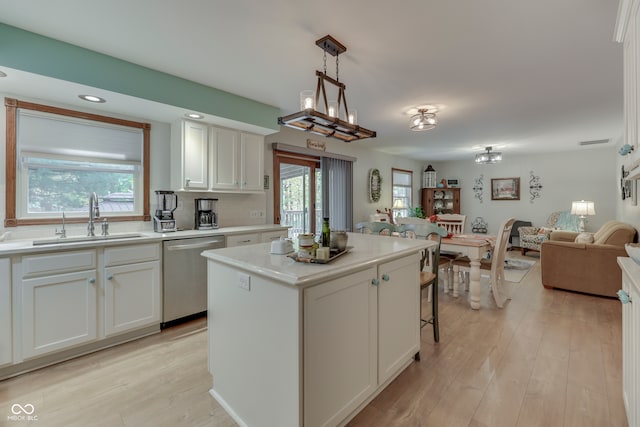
450;218;516;308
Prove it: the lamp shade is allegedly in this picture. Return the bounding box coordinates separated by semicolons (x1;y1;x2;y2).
393;199;406;209
571;200;596;216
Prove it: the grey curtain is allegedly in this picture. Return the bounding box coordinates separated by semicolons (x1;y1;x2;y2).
321;157;353;232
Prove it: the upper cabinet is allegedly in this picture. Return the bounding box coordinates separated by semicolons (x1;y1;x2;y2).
617;0;640;176
171;120;264;192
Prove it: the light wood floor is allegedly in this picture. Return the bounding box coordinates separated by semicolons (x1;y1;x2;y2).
0;253;627;427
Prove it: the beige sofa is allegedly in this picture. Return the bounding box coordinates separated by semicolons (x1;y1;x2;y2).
540;220;637;297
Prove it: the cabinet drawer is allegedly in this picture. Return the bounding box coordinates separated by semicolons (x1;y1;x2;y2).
104;243;161;266
22;250;96;277
226;233;260;247
261;230;288;243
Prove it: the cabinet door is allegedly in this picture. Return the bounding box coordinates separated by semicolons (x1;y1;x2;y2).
0;258;11;366
304;267;377;427
240;132;264;191
104;261;161;337
378;254;420;384
622;273;639;427
22;270;98;359
260;229;288;243
226;233;260;247
182;121;209;190
210;126;240;190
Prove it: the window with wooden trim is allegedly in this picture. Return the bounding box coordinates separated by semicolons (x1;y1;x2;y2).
4;98;150;227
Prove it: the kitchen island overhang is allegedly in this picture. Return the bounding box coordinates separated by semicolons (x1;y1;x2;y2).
202;233;436;427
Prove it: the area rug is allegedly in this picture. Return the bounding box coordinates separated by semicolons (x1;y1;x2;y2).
503;258;536;283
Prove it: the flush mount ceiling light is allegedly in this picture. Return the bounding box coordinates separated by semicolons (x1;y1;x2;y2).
409;108;438;131
277;35;376;143
475;146;502;164
185;113;204;119
78;94;106;103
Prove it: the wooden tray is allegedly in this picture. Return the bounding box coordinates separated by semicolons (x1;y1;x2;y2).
288;246;353;264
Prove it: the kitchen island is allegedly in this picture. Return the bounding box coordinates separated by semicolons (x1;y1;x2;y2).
202;233;435;427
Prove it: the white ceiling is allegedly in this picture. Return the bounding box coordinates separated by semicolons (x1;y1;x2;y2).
0;0;624;161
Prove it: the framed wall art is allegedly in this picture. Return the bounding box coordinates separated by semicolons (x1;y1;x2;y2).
491;177;520;200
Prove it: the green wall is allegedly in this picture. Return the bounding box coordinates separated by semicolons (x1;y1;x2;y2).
0;23;280;130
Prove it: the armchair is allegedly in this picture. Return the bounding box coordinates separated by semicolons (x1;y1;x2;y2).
540;220;637;297
519;211;581;255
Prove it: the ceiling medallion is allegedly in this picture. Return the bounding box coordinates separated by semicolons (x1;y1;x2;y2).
277;35;376;143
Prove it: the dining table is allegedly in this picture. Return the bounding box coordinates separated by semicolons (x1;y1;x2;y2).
440;234;495;310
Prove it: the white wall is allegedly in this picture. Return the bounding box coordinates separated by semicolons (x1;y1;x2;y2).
435;148;618;234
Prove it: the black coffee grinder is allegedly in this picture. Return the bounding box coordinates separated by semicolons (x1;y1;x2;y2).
195;198;218;230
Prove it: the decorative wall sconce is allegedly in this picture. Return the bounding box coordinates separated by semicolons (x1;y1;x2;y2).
529;170;543;203
472;174;484;203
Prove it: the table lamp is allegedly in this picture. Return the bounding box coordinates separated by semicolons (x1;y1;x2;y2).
570;200;595;232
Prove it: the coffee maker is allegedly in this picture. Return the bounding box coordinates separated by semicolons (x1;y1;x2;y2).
154;190;178;232
195;198;218;230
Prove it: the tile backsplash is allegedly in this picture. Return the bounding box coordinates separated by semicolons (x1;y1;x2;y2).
1;192;268;241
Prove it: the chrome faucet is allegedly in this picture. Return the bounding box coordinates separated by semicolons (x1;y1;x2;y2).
55;211;67;239
87;192;100;236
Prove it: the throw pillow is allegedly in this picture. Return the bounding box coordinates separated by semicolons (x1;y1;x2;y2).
537;227;551;235
575;232;595;244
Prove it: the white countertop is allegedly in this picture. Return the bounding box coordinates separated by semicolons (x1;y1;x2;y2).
0;224;288;256
201;232;435;287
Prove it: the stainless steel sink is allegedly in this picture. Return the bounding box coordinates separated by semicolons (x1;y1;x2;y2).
32;233;146;246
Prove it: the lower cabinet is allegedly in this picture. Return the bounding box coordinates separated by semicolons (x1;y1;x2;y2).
22;269;98;359
378;255;420;383
303;254;420;426
0;258;12;366
104;261;161;337
620;258;640;427
226;232;260;247
304;267;378;427
17;244;161;362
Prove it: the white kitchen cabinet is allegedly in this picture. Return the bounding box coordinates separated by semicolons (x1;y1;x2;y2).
210;127;264;191
304;267;377;427
172;120;264;192
22;269;98;359
378;255;420;383
619;257;640;427
103;243;161;337
239;132;264;191
104;261;161;337
260;229;289;243
616;0;640;176
171;120;209;190
209;126;239;190
0;258;12;366
226;233;260;247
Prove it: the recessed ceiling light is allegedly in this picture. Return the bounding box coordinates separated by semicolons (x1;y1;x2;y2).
78;94;106;103
0;70;7;78
185;113;204;119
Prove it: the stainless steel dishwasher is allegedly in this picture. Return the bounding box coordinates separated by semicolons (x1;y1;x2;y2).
162;235;225;327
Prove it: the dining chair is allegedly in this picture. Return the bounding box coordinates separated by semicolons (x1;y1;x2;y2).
450;218;516;308
418;230;443;345
436;214;467;235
